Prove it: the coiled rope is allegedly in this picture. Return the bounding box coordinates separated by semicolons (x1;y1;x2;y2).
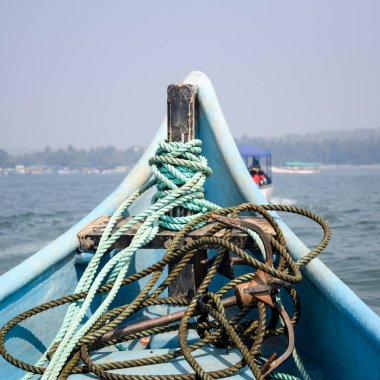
0;140;331;380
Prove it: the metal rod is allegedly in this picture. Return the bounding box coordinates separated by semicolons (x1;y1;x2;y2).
100;296;237;343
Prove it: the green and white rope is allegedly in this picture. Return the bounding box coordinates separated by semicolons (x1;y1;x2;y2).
23;139;217;380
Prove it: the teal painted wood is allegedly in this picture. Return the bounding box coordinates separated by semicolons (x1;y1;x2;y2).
1;71;380;379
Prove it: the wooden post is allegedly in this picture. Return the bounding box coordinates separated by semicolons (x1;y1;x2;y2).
167;84;195;143
167;84;207;298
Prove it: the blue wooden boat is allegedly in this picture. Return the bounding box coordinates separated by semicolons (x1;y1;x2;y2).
1;72;380;380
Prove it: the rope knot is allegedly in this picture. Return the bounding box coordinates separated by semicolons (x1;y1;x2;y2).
149;139;218;230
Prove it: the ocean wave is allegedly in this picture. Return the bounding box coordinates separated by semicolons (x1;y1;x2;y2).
0;240;51;275
0;211;69;220
269;197;297;206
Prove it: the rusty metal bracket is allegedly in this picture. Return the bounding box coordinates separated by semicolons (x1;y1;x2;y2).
210;214;274;266
211;215;295;375
261;302;295;377
244;280;290;295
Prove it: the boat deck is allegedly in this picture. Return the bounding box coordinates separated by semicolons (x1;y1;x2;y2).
68;337;329;379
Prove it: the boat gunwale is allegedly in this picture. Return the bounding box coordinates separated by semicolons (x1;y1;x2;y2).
0;70;379;354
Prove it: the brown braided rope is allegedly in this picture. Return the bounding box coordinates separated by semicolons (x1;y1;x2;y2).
0;203;330;379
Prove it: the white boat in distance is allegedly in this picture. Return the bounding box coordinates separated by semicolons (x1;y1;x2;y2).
273;161;320;174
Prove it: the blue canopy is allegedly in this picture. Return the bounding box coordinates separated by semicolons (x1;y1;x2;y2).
238;144;271;158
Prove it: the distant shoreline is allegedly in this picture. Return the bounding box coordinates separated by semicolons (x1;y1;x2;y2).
2;163;380;177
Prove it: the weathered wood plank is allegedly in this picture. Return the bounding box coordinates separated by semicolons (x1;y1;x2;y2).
77;216;276;251
167;84;195;143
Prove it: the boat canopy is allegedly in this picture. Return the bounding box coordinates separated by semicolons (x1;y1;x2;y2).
238;144;271;158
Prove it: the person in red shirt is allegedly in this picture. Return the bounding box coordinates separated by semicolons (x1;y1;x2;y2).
249;166;267;186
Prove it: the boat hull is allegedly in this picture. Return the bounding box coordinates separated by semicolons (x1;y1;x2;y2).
272;167;320;174
259;183;273;199
1;72;380;380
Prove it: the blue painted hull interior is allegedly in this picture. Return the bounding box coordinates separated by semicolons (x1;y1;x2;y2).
1;71;380;380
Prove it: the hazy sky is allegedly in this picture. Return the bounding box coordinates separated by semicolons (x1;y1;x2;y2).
1;0;379;152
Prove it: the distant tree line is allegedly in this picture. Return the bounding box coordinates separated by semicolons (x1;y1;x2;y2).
0;145;144;169
1;128;380;169
237;127;380;165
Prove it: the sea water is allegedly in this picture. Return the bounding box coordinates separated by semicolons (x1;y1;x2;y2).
0;169;379;315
